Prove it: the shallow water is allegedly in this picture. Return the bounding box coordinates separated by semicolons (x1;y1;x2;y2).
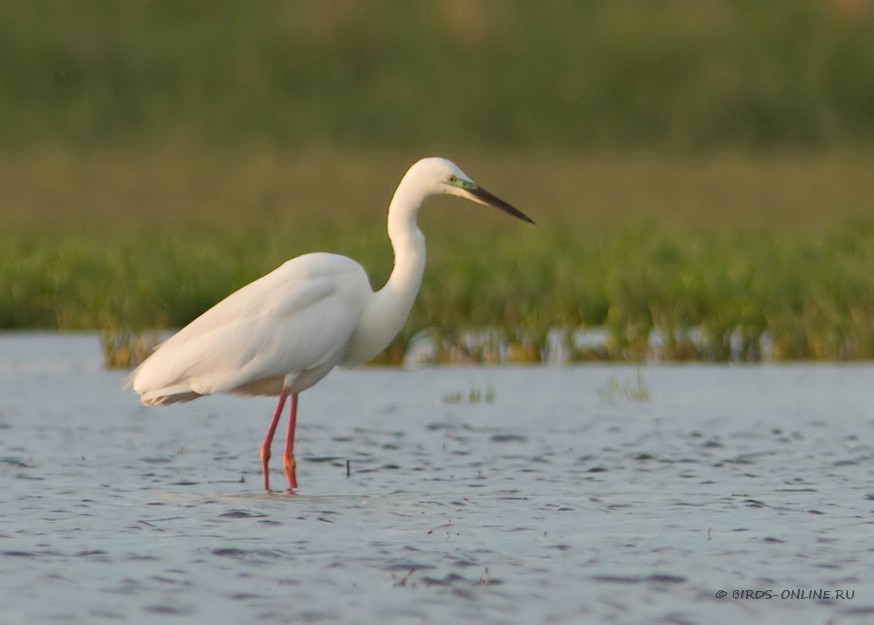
2;333;874;624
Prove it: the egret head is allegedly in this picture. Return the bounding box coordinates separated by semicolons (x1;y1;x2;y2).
412;157;535;224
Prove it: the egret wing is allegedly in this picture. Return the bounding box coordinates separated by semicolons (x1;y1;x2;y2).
131;253;372;403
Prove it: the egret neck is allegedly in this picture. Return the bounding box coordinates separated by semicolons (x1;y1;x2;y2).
341;168;429;366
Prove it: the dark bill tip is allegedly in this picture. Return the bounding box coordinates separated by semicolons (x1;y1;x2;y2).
470;186;535;225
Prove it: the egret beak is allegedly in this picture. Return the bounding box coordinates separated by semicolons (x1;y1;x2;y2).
468;185;535;224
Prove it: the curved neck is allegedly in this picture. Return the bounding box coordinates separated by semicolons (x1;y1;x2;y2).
385;178;428;298
342;174;429;366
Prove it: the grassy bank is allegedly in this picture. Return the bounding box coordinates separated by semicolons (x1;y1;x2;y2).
3;147;874;363
4;3;874;364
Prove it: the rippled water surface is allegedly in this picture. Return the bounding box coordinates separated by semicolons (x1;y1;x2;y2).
2;333;874;624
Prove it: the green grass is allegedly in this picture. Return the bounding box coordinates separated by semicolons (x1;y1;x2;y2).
596;370;651;402
3;146;874;363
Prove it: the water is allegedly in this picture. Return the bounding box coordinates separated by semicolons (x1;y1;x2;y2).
2;333;873;624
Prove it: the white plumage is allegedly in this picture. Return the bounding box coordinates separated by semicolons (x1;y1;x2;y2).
133;254;369;403
130;157;533;492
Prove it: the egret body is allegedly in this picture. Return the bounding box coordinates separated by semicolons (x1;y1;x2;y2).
130;157;533;491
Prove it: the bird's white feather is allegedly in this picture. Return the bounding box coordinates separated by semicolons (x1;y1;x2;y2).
131;252;372;403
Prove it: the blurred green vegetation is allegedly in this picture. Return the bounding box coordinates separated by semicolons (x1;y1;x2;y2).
3;149;874;361
2;0;874;150
3;1;874;362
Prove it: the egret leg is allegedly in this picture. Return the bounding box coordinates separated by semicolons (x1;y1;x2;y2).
261;388;290;492
282;393;299;492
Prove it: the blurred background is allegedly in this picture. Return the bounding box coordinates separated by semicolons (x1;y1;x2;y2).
2;0;874;362
3;0;874;150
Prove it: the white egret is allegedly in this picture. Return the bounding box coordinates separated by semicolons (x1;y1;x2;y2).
130;157;533;492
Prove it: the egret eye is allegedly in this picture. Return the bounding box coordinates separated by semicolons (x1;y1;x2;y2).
448;175;458;183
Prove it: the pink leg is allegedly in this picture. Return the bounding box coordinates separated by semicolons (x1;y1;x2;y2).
282;393;299;492
261;389;290;492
